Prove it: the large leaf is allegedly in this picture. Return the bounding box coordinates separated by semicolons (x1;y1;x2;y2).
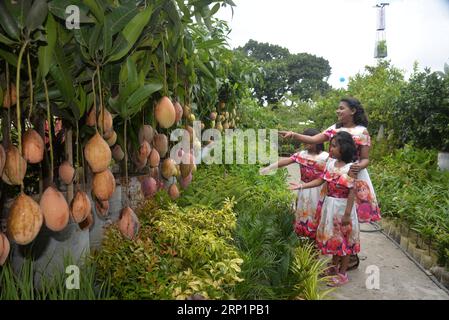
0;33;16;46
108;4;154;62
83;0;104;23
196;59;214;79
49;45;75;104
25;0;48;32
106;5;139;35
0;1;20;40
106;33;128;64
125;83;163;117
103;17;112;59
5;0;32;30
208;3;221;17
38;14;57;77
88;25;103;58
0;49;18;67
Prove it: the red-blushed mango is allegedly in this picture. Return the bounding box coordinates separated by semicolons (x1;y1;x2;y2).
3;84;16;109
153;134;168;158
168;183;180;200
86;106;96;126
118;207;140;240
2;146;27;185
141;176;158;199
180;172;192;189
0;233;10;265
59;161;75;184
0;145;5;177
155;96;176;128
161;158;176;179
112;144;124;162
98;108;113;134
92;169;115;201
180;152;194;178
70;191;91;223
174;101;183;123
22;129;44;164
40;186;69;232
148;148;160;168
7;193;43;245
84;132;111;173
138;125;154;144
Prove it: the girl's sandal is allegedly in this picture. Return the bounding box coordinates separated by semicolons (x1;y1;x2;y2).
321;264;338;277
327;273;349;287
347;254;360;271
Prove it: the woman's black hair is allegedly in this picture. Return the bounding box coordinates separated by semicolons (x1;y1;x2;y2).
303;128;324;152
337;97;369;128
331;131;357;163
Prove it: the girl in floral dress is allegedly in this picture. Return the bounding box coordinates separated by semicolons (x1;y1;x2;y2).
280;97;381;270
260;129;329;239
290;131;359;286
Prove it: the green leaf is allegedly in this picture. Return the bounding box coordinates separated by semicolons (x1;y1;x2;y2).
0;33;16;46
0;49;18;67
88;25;103;58
25;0;48;32
196;59;214;79
0;1;20;40
196;38;225;50
38;13;57;77
105;33;128;63
209;3;221;17
84;0;104;23
108;4;154;62
126;83;163;110
103;17;112;59
49;45;75;104
106;5;139;35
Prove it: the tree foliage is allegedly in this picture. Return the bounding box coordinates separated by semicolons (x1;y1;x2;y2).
237;39;331;104
392;68;449;151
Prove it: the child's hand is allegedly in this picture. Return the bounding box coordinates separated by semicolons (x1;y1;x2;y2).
288;182;303;190
259;167;270;175
341;215;351;226
349;163;362;176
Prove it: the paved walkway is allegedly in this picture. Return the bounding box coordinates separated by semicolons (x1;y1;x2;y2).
284;160;449;300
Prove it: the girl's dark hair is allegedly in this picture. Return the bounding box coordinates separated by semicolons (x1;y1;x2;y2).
331;131;357;163
337;97;369;128
303;128;324;152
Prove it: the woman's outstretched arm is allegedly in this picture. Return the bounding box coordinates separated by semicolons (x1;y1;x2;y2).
279;131;328;144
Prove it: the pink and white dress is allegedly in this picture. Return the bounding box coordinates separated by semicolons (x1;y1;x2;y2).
290;150;329;239
323;124;381;223
315;158;360;256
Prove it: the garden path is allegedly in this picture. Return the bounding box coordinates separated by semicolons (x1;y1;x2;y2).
283;159;449;300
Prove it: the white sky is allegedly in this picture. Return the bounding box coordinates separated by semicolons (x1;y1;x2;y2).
216;0;449;88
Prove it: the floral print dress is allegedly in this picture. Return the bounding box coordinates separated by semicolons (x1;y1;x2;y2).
323;124;381;223
290;150;329;239
316;158;360;256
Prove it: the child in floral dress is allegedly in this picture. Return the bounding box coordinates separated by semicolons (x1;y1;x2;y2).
290;131;359;286
260;129;329;239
